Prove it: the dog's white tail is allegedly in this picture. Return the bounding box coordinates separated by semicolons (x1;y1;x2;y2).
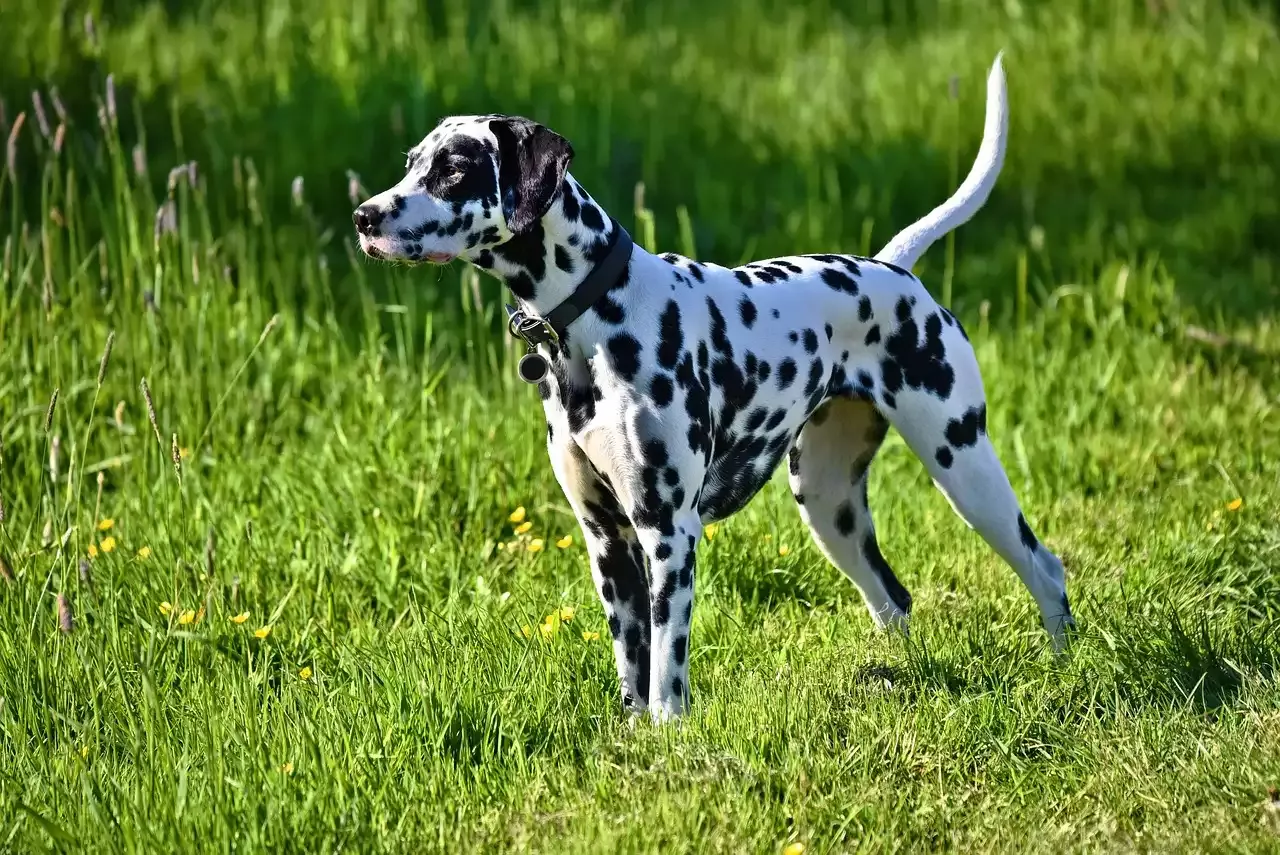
873;52;1009;272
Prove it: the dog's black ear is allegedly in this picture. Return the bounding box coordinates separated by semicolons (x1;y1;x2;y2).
489;116;574;235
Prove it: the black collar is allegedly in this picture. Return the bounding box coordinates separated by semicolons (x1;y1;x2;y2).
505;220;634;350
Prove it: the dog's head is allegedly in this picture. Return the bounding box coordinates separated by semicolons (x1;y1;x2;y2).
352;115;574;265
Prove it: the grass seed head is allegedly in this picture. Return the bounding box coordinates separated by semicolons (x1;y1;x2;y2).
78;558;93;591
5;112;23;175
140;378;162;447
44;387;59;433
83;12;97;49
57;593;74;634
97;330;115;387
30;90;50;139
49;86;66;123
132;144;147;177
171;433;182;480
105;74;117;124
205;526;216;577
52;123;65;156
0;553;11;583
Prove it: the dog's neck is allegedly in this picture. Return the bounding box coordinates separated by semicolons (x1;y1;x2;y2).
478;174;627;321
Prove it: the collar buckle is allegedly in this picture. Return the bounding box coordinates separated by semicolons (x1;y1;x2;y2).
506;308;559;347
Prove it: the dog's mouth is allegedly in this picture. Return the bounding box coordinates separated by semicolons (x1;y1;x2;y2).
358;235;455;266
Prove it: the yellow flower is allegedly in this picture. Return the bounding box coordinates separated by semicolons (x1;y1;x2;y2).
254;626;272;639
97;519;114;531
555;535;574;549
179;447;191;460
1227;497;1243;511
87;544;99;559
520;624;534;638
137;546;152;559
783;843;806;855
100;536;117;553
281;762;293;774
778;545;791;557
557;606;575;622
80;745;89;759
538;620;557;640
764;533;773;541
229;611;249;624
527;538;544;553
508;506;526;524
299;666;313;680
159;601;173;616
704;523;719;541
515;520;534;535
178;609;195;625
582;631;600;641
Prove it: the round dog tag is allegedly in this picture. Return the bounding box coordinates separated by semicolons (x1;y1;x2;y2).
517;352;549;384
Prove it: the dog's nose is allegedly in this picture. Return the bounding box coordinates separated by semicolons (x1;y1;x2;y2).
353;205;382;236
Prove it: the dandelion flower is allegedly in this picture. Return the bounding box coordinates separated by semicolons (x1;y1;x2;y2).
557;606;575;622
299;666;312;680
137;546;152;559
783;844;806;855
515;520;533;535
80;745;89;759
100;536;117;553
254;626;271;639
1227;498;1243;511
87;544;99;559
229;611;249;624
520;624;533;638
527;538;544;553
582;631;600;641
281;762;293;774
538;621;557;640
159;601;173;616
555;535;573;549
704;523;719;541
178;609;195;625
97;518;114;531
179;447;191;460
508;506;526;524
778;545;791;557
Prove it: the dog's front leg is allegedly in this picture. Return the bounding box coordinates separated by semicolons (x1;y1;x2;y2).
635;506;702;723
547;437;652;713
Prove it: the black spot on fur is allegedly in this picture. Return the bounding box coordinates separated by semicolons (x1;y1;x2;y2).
802;329;819;354
944;405;987;449
580;201;604;231
864;532;911;613
657;301;683;369
935;446;954;469
864;325;881;346
651;374;674;407
821;267;860;296
1017;513;1039;551
554;243;574;274
778;358;797;389
673;635;688;666
607;334;643;380
834;502;856;537
734;270;752;287
739;296;758;329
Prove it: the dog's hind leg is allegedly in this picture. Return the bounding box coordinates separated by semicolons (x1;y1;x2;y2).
876;314;1075;649
788;396;912;630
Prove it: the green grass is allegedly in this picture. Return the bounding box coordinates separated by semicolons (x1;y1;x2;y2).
2;0;1280;852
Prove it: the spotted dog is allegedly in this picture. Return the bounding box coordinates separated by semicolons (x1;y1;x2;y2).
353;53;1074;722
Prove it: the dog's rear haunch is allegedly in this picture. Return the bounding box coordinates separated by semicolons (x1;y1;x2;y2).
353;53;1074;723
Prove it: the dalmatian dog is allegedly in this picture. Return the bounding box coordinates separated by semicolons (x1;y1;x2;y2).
353;52;1074;722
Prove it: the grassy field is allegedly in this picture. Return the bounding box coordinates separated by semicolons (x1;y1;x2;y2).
2;0;1279;851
